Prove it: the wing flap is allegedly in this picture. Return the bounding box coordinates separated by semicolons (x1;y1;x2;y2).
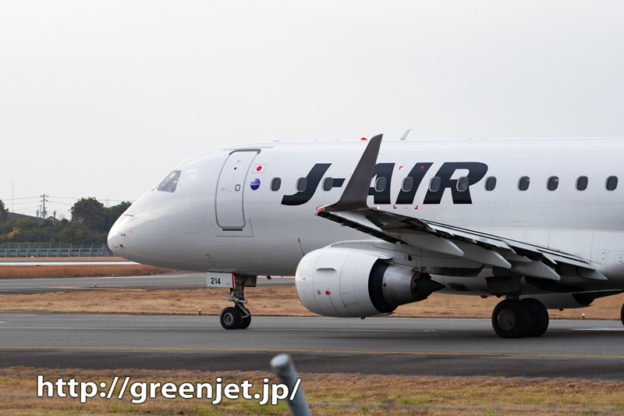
455;241;512;269
392;230;464;257
323;207;599;279
512;261;561;281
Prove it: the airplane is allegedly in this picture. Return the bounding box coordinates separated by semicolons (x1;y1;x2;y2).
107;134;624;338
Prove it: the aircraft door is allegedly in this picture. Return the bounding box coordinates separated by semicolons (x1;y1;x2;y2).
215;150;259;230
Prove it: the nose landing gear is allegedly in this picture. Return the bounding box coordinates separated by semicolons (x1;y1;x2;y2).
220;304;251;330
219;274;256;330
491;297;549;338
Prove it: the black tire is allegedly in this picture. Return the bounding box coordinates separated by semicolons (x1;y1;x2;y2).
239;315;251;329
521;298;549;337
621;304;624;327
220;307;241;330
491;299;531;338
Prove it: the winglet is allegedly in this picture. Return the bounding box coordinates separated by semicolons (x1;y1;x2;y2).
321;134;382;212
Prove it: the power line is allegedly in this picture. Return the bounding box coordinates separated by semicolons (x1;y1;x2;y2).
47;196;84;200
3;194;131;219
0;195;40;201
46;200;74;206
9;199;43;205
2;195;130;202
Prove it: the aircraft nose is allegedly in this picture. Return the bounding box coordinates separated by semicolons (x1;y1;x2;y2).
107;215;129;256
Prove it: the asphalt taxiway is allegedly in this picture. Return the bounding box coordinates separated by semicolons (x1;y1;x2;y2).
0;273;294;294
0;314;622;380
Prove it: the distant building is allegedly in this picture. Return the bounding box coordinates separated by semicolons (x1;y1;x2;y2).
7;212;44;222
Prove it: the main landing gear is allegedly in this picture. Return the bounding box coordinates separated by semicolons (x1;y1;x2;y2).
491;297;549;338
219;274;256;330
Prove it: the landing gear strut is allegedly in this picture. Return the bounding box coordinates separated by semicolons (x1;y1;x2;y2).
219;274;256;330
491;297;549;338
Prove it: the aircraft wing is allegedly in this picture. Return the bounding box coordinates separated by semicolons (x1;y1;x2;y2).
317;134;606;282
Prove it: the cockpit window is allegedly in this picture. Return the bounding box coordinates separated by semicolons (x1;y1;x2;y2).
157;170;181;193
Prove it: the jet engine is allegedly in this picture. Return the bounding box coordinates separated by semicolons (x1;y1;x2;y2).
295;246;443;317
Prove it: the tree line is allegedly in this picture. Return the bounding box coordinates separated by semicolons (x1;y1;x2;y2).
0;198;131;244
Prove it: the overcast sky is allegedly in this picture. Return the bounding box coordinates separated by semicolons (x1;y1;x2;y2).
1;0;623;218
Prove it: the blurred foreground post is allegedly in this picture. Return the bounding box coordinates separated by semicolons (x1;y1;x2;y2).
270;354;311;416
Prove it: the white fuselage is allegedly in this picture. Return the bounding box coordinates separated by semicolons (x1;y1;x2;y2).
108;138;624;294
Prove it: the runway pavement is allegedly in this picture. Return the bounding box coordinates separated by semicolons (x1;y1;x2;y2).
0;313;622;379
0;273;294;294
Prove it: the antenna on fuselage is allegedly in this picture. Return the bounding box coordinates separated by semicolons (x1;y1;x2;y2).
400;129;411;141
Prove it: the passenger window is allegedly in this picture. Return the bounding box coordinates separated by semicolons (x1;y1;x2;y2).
606;176;618;191
375;177;387;192
429;176;441;192
518;176;530;191
157;170;181;193
456;176;469;192
402;177;414;192
547;176;559;191
322;177;333;191
485;176;496;191
576;176;588;191
296;178;307;192
271;177;281;191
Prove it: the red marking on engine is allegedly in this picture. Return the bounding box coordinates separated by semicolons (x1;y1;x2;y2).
325;290;331;296
414;205;419;210
256;166;262;171
393;205;397;209
398;165;403;170
360;137;367;141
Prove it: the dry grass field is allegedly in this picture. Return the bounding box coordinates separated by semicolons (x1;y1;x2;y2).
0;286;623;321
0;257;129;262
1;368;623;415
0;258;168;278
0;259;622;320
0;265;169;279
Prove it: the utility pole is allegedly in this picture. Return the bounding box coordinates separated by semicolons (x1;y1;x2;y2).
40;194;48;219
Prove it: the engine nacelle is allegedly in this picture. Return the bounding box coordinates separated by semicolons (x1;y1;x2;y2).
295;247;443;317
